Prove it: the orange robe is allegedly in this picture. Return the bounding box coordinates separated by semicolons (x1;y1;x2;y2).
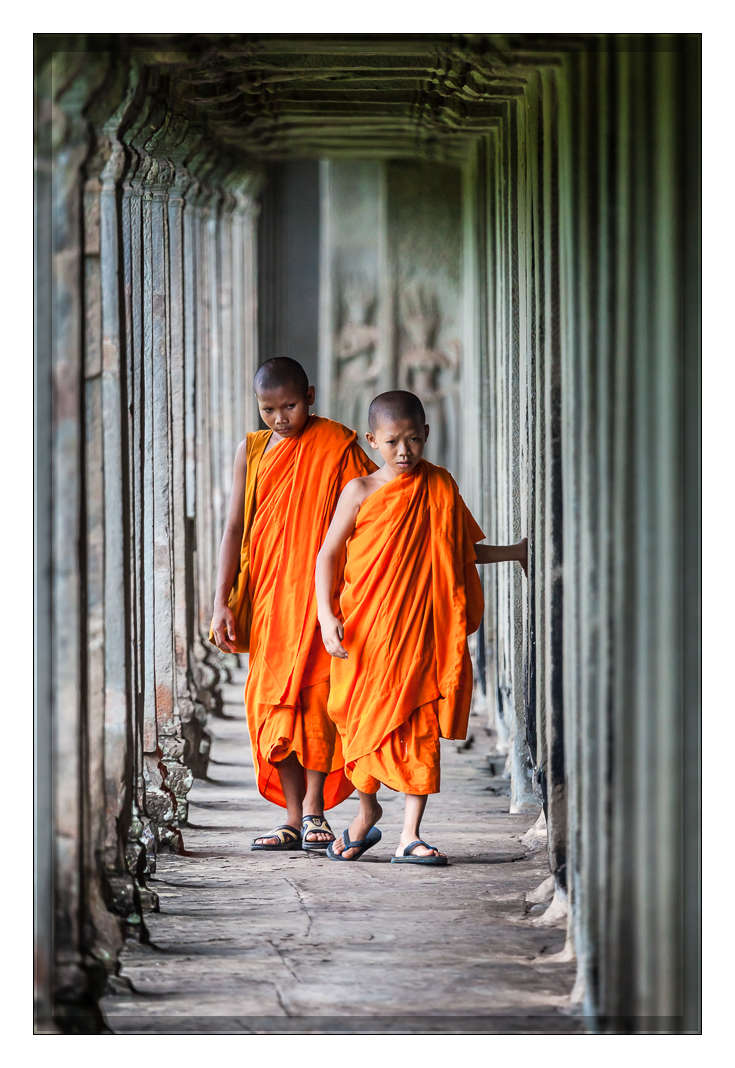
244;416;376;809
327;460;484;795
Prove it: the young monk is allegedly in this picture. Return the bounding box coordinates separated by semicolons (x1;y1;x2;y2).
210;357;376;852
315;390;527;864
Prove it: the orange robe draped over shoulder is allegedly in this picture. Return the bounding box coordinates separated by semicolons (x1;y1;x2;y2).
327;460;484;795
244;416;375;809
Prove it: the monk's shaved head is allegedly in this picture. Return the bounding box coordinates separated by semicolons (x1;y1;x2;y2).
368;390;426;432
254;357;310;397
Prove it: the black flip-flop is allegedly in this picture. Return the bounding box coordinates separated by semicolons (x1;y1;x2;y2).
251;824;302;851
390;839;448;865
326;825;382;861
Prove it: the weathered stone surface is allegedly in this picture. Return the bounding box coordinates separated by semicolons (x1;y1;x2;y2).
100;686;582;1034
318;159;464;474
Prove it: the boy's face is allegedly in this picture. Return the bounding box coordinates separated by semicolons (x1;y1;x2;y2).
256;383;315;439
366;416;429;475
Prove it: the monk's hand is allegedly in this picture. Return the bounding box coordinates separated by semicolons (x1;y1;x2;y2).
211;604;237;653
319;614;348;659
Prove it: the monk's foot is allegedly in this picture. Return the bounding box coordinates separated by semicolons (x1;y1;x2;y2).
254;833;279;846
301;814;335;844
332;801;383;859
251;822;302;850
395;835;445;860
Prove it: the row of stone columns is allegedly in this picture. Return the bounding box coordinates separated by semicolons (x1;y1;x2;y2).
35;51;260;1028
471;36;700;1030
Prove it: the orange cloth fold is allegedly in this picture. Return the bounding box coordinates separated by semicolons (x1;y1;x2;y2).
248;679;348;807
348;700;442;795
209;429;271;653
328;460;484;795
244;416;376;809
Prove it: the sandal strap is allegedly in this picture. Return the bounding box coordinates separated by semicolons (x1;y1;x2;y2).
254;824;300;844
301;815;334;839
302;815;332;830
403;839;437;856
339;826;371;849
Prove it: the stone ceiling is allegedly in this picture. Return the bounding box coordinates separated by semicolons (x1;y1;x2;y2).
128;34;585;164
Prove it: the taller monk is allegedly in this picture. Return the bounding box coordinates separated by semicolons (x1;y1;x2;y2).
210;357;376;851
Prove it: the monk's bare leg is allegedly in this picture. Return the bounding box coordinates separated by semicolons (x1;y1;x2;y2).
302;769;334;843
253;753;305;846
396;793;445;859
331;790;383;859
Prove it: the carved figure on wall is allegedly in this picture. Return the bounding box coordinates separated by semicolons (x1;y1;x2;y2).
334;271;382;436
397;278;461;472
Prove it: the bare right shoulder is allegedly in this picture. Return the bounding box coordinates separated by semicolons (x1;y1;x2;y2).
340;475;375;510
234;438;248;468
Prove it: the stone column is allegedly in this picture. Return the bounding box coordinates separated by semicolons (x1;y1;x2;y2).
503;93;536;815
219;185;236;497
120;91;160;892
477;100;538;814
139;150;177;845
80;73;144;966
43;48;113;1031
34;54;54;1030
50;69;89;1016
531;59;568;927
98;120;137;917
555;35;700;1030
232;173;263;442
243;190;262;432
189;168;221;710
207;184;225;596
176;164;212;776
475;131;503;751
231;188;246;457
160;134;212;781
168;152;198;758
232;175;264;479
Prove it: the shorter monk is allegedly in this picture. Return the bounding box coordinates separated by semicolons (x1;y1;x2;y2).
315;390;526;864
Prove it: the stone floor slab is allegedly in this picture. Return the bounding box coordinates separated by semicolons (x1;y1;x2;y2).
101;682;586;1035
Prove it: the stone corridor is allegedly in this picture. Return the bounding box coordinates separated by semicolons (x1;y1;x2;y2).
101;670;582;1034
35;34;700;1032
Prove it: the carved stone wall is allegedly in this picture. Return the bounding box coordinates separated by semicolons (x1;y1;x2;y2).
388;161;463;473
35;46;261;1030
318;160;387;442
318;159;463;473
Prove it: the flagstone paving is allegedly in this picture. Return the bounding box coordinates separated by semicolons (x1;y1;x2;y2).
101;672;585;1034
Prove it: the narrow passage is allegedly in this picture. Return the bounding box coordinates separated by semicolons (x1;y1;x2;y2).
101;671;583;1034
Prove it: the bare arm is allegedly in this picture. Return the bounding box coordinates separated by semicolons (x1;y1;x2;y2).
210;440;247;651
475;537;528;576
315;480;365;658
